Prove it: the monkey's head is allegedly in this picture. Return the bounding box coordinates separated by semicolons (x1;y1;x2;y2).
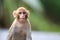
13;7;30;22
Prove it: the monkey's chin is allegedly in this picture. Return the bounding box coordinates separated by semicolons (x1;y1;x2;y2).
19;19;26;23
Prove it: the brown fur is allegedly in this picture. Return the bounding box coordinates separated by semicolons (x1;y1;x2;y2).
7;7;32;40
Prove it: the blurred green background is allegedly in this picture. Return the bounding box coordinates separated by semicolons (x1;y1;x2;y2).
0;0;60;32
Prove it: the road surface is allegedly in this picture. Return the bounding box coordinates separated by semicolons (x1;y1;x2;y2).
0;29;60;40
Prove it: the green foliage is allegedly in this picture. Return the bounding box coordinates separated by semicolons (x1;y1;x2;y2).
40;0;60;24
3;0;60;32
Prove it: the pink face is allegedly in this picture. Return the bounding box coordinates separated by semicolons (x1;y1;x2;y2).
19;12;26;19
17;9;28;20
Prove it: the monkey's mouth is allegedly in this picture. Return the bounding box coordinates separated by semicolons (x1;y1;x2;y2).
20;18;25;19
19;18;25;20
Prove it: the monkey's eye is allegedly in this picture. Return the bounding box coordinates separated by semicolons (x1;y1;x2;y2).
19;12;21;14
23;12;26;14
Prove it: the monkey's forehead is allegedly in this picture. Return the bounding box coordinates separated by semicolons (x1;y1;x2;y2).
18;9;26;12
16;9;28;13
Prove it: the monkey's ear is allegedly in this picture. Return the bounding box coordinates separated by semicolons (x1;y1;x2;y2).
13;10;17;18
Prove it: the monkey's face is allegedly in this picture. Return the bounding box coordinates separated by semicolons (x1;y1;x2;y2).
17;9;28;20
13;8;29;22
13;7;29;22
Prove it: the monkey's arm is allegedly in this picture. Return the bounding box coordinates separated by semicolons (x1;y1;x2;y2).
7;26;15;40
29;26;32;40
27;24;32;40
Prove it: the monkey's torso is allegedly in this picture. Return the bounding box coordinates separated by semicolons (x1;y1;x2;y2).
12;26;27;40
7;20;31;40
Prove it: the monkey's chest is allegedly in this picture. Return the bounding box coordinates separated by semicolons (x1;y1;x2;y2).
13;27;27;40
13;32;26;40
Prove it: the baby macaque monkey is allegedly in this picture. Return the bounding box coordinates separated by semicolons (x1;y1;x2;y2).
7;7;32;40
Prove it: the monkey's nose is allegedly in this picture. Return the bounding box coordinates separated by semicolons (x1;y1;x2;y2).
20;14;25;19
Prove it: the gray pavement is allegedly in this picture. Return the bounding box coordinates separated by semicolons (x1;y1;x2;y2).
0;29;60;40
